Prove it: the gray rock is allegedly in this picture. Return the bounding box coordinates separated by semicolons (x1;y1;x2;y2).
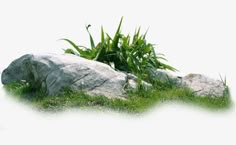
1;53;150;98
126;73;152;90
149;69;182;84
150;69;227;97
181;74;226;97
1;53;228;99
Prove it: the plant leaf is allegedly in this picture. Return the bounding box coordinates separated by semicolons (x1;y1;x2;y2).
60;38;85;55
86;25;95;49
101;26;105;43
64;48;79;56
111;17;123;51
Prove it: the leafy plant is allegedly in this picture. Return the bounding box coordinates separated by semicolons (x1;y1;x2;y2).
219;74;230;96
61;17;177;81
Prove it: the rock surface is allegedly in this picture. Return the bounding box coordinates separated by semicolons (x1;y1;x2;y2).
149;69;182;84
181;74;226;97
149;69;227;97
1;53;150;98
1;53;228;98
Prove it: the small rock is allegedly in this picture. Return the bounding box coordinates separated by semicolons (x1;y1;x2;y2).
181;74;226;97
126;73;152;90
150;69;182;84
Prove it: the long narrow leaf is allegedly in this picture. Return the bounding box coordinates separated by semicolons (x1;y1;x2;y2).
111;17;123;51
93;45;105;61
60;38;85;54
143;27;149;39
86;25;95;49
60;38;79;49
63;48;79;56
101;26;105;43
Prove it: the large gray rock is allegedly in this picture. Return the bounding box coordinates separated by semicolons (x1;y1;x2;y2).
181;74;227;97
1;53;228;98
1;53;150;98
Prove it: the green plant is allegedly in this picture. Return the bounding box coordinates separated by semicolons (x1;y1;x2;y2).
61;17;176;81
4;82;231;113
219;74;230;96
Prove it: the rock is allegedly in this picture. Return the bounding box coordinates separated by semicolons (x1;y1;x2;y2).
1;53;150;98
149;69;182;84
181;74;226;97
126;73;152;90
1;53;228;98
150;69;227;97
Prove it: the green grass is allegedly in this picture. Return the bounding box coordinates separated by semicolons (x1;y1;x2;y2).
3;82;232;114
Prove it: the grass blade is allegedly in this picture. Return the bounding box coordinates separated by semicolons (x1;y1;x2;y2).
101;26;105;43
64;48;79;56
143;27;149;39
60;38;79;50
60;38;85;54
111;17;123;51
61;38;91;58
86;25;95;49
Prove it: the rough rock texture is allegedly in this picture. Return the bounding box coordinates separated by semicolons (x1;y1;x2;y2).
126;73;152;90
149;69;182;84
149;70;227;97
181;74;226;97
1;53;150;98
1;53;228;98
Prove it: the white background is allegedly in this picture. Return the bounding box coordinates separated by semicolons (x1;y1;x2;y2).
0;0;235;144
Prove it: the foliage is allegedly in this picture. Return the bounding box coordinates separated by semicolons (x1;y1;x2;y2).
4;82;231;114
219;74;230;97
61;17;177;81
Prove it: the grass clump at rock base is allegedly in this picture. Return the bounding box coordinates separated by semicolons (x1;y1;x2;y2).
4;81;232;114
